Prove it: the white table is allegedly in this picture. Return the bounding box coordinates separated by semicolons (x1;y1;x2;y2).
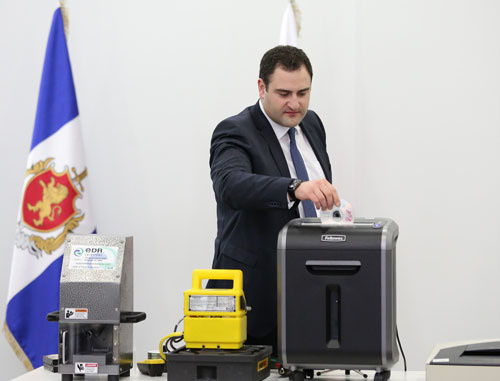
13;366;426;381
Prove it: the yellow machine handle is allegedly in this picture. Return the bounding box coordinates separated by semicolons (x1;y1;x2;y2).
191;269;243;290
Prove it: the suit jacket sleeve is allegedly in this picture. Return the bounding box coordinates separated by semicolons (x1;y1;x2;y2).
210;118;292;211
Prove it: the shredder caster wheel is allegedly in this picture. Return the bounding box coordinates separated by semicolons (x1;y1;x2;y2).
289;370;305;381
61;375;73;381
374;370;391;381
304;369;314;379
345;370;351;375
279;367;292;376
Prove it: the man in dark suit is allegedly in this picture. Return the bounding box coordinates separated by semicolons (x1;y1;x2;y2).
209;45;340;352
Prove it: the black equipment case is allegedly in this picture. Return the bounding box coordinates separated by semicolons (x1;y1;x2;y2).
166;345;272;381
277;218;399;380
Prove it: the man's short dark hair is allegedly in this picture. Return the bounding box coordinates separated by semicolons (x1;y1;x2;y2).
259;45;313;89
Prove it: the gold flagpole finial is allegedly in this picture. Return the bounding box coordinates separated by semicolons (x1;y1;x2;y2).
290;0;301;38
59;0;69;37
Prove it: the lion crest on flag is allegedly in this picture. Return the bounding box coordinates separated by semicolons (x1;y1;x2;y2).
15;157;88;258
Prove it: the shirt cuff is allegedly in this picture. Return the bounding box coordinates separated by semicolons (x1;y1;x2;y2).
287;192;295;209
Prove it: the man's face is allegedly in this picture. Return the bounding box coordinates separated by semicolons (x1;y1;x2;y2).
258;64;311;127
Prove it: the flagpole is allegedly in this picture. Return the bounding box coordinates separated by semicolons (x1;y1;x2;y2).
59;0;69;37
289;0;301;39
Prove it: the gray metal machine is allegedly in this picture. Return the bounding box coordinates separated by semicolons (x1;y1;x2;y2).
47;235;146;381
277;218;399;381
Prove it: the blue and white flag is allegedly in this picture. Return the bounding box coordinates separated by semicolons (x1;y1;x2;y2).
3;7;95;369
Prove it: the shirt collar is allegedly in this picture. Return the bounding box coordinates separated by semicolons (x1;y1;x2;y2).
259;99;298;141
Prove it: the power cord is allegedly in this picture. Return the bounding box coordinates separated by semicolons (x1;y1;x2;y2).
159;332;184;360
158;316;186;360
173;317;184;332
396;325;407;371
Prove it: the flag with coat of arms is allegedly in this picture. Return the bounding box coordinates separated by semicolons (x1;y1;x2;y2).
3;6;95;370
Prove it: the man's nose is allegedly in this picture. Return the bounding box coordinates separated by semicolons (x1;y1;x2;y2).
288;94;299;109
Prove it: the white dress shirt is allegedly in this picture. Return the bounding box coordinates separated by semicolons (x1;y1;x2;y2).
259;100;326;217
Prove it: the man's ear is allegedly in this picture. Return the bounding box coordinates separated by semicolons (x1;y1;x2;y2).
258;78;266;100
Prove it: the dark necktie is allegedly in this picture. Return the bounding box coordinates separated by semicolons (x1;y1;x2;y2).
288;127;317;217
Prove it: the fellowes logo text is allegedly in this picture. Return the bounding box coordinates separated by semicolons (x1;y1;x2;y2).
321;234;346;242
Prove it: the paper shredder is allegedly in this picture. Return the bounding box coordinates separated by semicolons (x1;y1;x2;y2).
277;218;399;381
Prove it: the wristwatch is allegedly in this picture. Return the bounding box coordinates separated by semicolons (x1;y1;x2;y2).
287;179;303;202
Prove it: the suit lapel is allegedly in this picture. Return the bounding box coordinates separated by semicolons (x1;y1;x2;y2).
250;102;291;178
300;117;332;183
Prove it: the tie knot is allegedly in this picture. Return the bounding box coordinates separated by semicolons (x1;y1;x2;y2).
287;127;296;142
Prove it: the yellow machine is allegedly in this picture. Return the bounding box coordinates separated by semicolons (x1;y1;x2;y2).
184;269;247;350
158;269;248;359
147;269;271;381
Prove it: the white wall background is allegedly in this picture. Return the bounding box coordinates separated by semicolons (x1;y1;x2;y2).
1;0;499;378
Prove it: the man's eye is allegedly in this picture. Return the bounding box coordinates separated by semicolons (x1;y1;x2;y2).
278;92;289;97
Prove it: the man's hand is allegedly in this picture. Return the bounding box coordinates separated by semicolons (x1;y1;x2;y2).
294;179;340;211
